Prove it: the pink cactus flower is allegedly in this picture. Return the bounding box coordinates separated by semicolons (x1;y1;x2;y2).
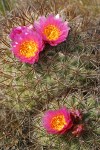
10;28;44;64
34;14;70;46
42;107;73;134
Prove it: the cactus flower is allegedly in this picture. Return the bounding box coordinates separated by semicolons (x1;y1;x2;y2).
10;28;44;64
42;107;73;134
34;14;70;46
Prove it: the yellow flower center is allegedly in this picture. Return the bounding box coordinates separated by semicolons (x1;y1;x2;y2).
20;41;38;58
50;115;67;131
44;25;60;40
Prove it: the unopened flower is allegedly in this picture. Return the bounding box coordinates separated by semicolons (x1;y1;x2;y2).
10;28;44;64
72;124;84;137
34;14;70;46
42;107;73;134
71;109;82;122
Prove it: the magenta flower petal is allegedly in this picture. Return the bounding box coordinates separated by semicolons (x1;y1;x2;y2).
42;107;73;134
10;28;44;64
34;14;70;46
9;25;34;41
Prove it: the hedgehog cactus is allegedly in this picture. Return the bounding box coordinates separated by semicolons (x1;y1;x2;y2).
0;0;99;149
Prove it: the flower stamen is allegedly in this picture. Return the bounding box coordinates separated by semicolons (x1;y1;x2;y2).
20;41;38;58
44;25;60;40
50;115;67;131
